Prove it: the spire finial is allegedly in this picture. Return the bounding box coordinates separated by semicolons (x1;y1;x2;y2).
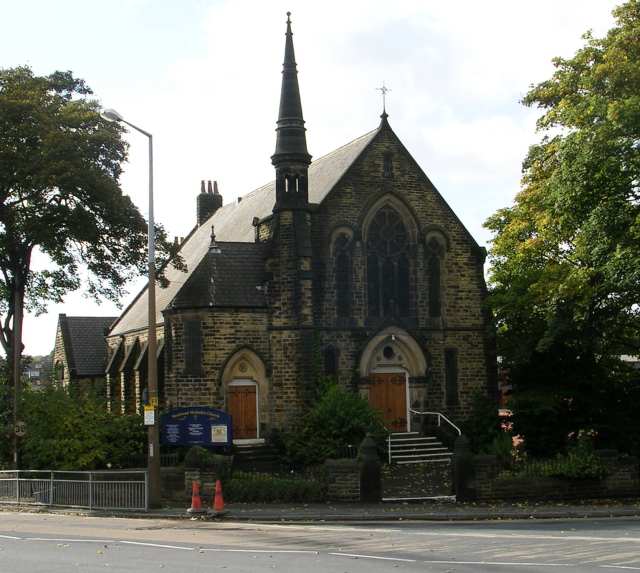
213;180;219;195
286;11;291;24
207;180;213;194
200;180;205;194
376;81;391;121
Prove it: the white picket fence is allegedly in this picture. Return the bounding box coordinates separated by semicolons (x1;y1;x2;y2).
0;470;148;511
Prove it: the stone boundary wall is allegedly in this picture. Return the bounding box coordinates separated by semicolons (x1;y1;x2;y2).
469;452;639;501
325;459;360;501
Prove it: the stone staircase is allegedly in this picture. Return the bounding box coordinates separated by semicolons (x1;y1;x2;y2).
233;442;280;473
383;431;455;501
387;431;453;464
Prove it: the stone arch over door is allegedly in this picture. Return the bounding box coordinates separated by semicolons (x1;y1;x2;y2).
221;348;269;441
359;327;427;432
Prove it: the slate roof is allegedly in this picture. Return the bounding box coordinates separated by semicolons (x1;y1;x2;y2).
109;126;379;336
59;315;117;377
171;242;267;309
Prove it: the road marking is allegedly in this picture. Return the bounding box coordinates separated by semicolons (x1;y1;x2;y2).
330;552;416;562
0;534;21;540
276;524;640;544
119;541;194;551
23;537;112;543
424;559;575;567
200;548;319;554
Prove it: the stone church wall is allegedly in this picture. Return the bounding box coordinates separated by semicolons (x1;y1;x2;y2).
308;126;493;423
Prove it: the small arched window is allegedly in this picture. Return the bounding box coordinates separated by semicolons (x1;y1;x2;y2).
334;233;352;318
366;206;411;317
427;237;444;318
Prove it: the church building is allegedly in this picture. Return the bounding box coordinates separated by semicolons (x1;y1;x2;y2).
105;14;496;441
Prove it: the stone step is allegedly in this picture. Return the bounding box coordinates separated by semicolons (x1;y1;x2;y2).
389;436;438;442
391;446;449;454
395;452;453;460
397;458;452;464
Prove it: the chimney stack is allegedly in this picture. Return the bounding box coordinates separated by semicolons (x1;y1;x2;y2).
197;180;223;225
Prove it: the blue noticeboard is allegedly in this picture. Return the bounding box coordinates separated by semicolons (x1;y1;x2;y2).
160;407;233;448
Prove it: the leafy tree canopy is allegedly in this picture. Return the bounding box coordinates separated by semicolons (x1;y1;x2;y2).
0;66;179;371
485;1;640;454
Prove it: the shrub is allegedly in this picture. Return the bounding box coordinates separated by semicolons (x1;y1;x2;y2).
224;472;325;503
18;386;145;470
184;446;233;482
505;431;608;480
278;381;385;468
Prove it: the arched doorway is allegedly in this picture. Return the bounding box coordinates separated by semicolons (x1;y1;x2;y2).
221;348;268;443
359;328;427;432
227;380;258;440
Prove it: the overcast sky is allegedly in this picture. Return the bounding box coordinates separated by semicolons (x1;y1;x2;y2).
2;0;620;356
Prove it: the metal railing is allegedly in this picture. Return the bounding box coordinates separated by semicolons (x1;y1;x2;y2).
0;470;148;511
409;410;462;436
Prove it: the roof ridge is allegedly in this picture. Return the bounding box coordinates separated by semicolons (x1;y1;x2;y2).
233;126;380;203
310;126;379;164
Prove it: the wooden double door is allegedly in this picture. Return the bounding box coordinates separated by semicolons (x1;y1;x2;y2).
228;384;257;440
368;372;407;432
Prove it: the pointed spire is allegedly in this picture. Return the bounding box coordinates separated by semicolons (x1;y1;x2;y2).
272;11;311;165
207;180;213;194
200;180;206;194
213;180;219;195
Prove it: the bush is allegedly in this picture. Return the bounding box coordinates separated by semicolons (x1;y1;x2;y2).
224;472;325;503
184;446;233;482
17;386;145;470
506;431;608;480
277;381;385;468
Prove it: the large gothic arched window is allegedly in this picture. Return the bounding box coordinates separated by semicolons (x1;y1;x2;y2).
366;206;411;317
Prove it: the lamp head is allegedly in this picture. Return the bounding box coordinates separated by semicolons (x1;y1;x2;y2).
101;108;124;122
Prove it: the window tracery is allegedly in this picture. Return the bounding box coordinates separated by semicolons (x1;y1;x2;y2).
366;206;411;317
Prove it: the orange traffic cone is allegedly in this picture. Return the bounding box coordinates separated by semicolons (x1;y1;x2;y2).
213;479;225;514
187;480;205;514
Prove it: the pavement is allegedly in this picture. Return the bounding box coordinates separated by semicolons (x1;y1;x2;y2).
4;497;640;522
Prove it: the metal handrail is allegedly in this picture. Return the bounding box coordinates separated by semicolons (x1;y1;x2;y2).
409;409;462;436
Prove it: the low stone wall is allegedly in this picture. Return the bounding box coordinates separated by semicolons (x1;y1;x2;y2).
469;452;639;501
325;459;360;501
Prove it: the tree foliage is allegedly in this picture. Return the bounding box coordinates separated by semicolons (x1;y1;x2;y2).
16;386;145;470
275;380;385;468
0;67;180;449
485;1;640;455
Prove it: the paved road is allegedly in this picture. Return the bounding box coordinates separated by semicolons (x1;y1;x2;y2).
1;512;640;572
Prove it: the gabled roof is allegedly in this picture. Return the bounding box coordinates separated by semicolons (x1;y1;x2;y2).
57;315;117;377
108;127;379;337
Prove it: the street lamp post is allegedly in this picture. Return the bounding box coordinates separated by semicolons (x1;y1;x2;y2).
101;108;161;508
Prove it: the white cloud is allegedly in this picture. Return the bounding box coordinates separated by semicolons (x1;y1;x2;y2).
10;0;618;354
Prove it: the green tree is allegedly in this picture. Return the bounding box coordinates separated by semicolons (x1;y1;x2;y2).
485;1;640;456
0;67;180;465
